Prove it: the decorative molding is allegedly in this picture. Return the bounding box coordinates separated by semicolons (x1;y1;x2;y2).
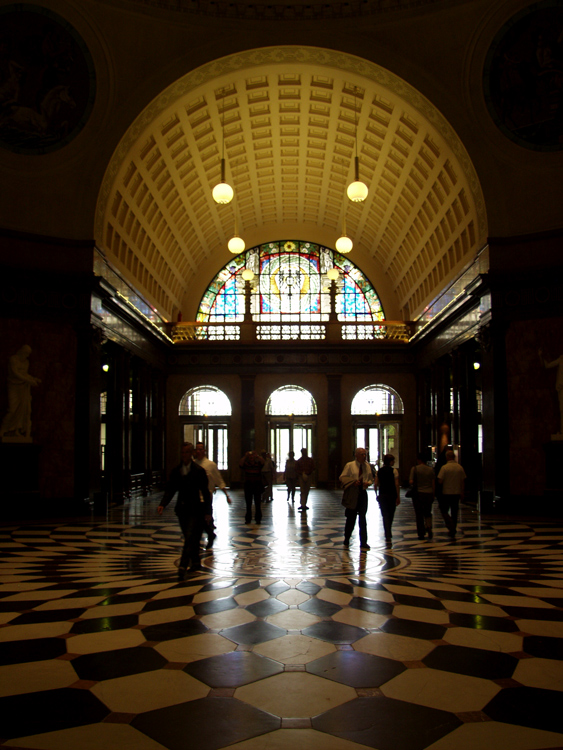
100;0;474;21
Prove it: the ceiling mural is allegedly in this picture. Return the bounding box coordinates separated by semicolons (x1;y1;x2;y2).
96;47;486;323
0;4;96;155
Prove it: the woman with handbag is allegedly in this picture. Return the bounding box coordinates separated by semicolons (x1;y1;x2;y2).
340;447;374;551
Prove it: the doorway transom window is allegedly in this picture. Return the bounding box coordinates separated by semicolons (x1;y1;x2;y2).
178;386;231;470
351;384;404;415
266;385;317;416
179;386;232;416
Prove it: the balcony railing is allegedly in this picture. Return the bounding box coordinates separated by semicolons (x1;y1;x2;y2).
167;320;414;343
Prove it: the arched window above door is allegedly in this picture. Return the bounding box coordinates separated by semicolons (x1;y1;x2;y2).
266;385;317;416
197;241;384;328
179;386;232;416
352;385;404;415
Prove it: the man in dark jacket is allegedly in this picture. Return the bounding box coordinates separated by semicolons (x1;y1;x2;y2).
158;442;212;579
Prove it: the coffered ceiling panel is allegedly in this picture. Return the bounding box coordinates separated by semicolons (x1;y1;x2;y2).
96;47;486;322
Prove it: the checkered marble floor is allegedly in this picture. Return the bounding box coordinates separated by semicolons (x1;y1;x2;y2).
1;488;563;750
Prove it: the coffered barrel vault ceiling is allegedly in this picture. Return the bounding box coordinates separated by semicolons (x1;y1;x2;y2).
96;47;487;323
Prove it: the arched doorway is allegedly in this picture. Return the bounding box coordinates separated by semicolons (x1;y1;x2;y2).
266;385;317;476
178;386;231;471
352;385;404;469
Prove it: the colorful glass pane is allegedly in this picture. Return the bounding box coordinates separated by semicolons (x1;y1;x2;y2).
197;241;384;328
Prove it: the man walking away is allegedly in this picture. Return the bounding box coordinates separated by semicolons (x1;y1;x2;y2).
437;449;466;538
296;447;315;512
409;451;435;539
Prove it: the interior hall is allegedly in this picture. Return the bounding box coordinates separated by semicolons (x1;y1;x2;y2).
0;1;562;748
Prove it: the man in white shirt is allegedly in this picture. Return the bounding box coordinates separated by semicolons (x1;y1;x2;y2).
339;447;374;551
194;442;231;549
437;450;466;538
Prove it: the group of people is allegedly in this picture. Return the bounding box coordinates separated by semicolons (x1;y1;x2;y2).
340;446;466;550
340;449;400;549
159;442;317;579
239;447;315;523
159;439;466;580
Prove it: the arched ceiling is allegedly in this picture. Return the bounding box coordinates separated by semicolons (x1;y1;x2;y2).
96;46;487;323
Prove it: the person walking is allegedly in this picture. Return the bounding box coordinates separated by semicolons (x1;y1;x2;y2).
296;447;315;512
194;441;231;549
239;450;265;524
157;442;212;579
409;452;435;539
437;449;466;538
377;454;401;543
340;447;374;551
284;451;298;502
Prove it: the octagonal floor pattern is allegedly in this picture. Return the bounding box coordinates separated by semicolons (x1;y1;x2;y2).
1;487;563;750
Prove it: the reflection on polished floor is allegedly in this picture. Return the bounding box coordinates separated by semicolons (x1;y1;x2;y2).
1;487;563;750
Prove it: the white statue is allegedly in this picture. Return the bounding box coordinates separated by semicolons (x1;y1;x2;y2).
539;348;563;435
0;345;41;440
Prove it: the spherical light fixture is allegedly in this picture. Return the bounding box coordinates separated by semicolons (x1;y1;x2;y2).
228;207;245;254
347;88;368;203
228;234;245;254
335;234;353;254
347;158;369;203
241;268;254;281
336;216;353;254
213;91;234;204
327;267;339;281
212;159;234;204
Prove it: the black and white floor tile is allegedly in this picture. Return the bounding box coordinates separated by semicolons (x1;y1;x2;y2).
1;488;562;749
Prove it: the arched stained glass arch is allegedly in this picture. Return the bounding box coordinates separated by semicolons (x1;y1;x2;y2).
266;385;317;416
179;386;232;416
197;241;384;333
351;385;404;415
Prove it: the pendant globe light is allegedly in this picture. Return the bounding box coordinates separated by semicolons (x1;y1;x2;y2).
346;87;368;203
228;208;245;254
212;92;234;205
335;215;353;254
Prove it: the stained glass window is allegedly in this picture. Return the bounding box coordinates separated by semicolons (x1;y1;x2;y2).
197;241;384;327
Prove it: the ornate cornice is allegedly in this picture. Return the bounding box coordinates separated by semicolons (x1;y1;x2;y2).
98;0;473;21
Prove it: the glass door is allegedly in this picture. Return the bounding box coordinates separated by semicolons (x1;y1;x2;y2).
269;421;314;474
379;422;399;467
355;421;400;470
182;422;229;470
